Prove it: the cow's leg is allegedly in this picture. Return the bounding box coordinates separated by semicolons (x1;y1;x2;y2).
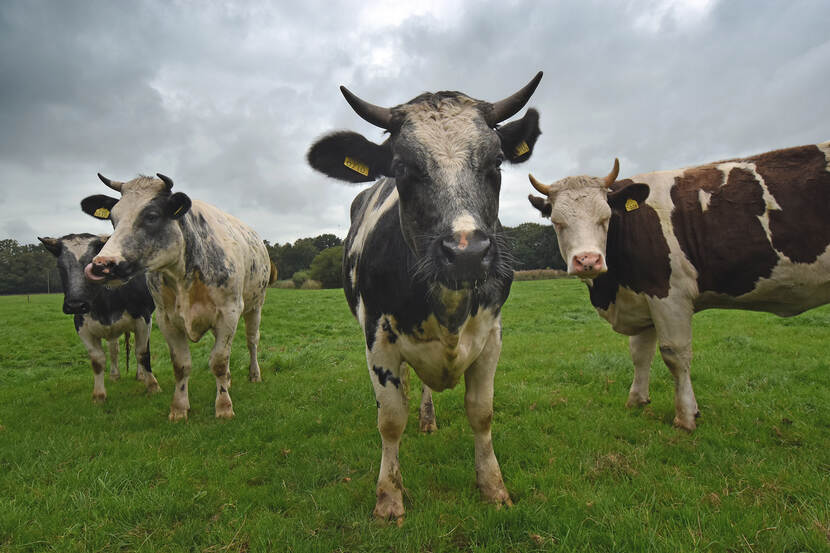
78;331;107;401
243;307;263;383
626;326;657;407
651;303;699;431
419;384;437;433
107;338;120;380
464;323;511;507
367;347;407;521
210;316;239;419
134;319;160;394
160;320;192;421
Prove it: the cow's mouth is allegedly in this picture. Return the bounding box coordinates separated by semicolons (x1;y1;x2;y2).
84;262;136;286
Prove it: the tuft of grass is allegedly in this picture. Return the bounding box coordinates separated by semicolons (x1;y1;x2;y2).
0;280;828;552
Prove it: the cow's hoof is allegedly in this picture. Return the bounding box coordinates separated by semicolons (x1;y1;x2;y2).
480;483;512;508
145;378;162;394
249;373;262;383
168;406;189;421
373;489;405;522
625;395;651;408
673;416;696;432
419;418;437;433
215;408;235;419
92;392;107;402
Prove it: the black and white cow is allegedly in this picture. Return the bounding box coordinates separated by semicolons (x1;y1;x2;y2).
38;233;159;400
528;141;830;431
308;73;543;520
80;174;276;420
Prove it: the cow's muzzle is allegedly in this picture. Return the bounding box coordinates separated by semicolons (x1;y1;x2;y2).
62;299;90;315
435;231;493;288
85;256;132;284
571;252;606;277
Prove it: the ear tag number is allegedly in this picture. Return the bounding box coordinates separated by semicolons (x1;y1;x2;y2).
514;141;530;157
93;208;110;219
344;157;369;176
625;198;639;212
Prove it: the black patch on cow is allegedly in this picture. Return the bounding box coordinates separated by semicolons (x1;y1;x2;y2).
589;180;671;310
180;384;185;392
166;192;191;219
307;131;393;183
220;386;227;394
74;313;84;332
671;167;778;296
753;144;830;264
376;401;380;409
496;108;541;163
381;319;398;343
372;366;401;389
179;211;231;286
80;195;118;220
139;350;152;373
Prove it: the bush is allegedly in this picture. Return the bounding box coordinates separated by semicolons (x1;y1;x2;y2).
513;269;569;281
300;279;322;290
272;280;295;289
309;246;344;289
292;271;310;288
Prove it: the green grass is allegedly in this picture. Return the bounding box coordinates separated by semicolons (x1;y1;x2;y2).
0;280;828;552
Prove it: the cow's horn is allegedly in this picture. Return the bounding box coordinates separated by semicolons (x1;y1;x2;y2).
97;173;122;192
604;158;620;188
528;174;551;196
156;173;174;191
485;71;543;126
340;86;393;129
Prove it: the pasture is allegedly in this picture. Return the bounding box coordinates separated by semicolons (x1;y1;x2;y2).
0;279;827;552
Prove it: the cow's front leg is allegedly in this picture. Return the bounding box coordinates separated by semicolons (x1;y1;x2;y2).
626;326;656;407
243;306;263;382
651;302;699;430
464;323;511;507
79;331;107;401
160;319;192;420
368;349;408;521
134;318;160;394
418;384;437;433
107;338;120;380
210;316;239;419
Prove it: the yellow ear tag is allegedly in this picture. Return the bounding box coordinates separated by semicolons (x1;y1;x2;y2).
172;205;184;216
514;141;530;157
344;157;369;176
93;207;110;219
625;198;639;212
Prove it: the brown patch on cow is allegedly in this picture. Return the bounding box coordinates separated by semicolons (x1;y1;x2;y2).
269;261;278;285
590;180;671;310
160;284;176;311
672;166;779;296
187;272;216;340
754;145;830;263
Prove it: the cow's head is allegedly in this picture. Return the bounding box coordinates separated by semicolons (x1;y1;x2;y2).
527;159;649;278
308;72;543;289
80;173;192;284
38;233;110;314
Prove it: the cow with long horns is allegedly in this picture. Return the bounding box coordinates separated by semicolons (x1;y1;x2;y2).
528;141;830;431
80;174;277;420
308;72;543;520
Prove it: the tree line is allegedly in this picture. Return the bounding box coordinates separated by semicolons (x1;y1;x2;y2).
0;223;563;295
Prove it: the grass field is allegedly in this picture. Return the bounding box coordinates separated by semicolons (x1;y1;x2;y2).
0;279;828;552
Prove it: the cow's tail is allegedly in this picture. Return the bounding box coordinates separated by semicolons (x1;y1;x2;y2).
269;261;278;285
124;332;131;373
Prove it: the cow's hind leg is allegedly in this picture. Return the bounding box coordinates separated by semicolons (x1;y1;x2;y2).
243;306;263;382
626;327;656;407
134;318;160;394
107;338;120;380
419;384;437;433
367;347;408;522
464;323;511;507
210;315;239;419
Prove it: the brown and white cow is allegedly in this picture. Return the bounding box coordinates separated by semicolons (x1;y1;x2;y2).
80;174;277;419
528;141;830;430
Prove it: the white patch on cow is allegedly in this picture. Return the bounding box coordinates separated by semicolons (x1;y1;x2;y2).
356;296;367;329
348;184;399;258
818;140;830;167
546;176;611;273
697;189;711;212
349;266;358;291
63;234;107;261
451;212;476;234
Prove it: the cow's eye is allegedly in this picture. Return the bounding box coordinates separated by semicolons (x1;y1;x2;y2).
144;211;160;224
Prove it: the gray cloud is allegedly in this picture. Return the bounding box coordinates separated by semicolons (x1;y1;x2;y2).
1;0;828;245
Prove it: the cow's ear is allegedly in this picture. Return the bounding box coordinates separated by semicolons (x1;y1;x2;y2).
167;192;191;219
497;108;541;164
307;131;392;183
38;236;62;256
528;194;552;217
607;179;650;212
81;195;118;220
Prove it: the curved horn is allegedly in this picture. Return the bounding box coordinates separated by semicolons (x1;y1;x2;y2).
485;71;543;126
339;86;393;129
156;173;174;191
604;158;620;188
97;172;122;192
528;173;551;196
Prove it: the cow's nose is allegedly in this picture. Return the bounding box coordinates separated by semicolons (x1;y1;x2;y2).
572;252;604;275
63;299;90;314
440;234;491;276
91;257;116;276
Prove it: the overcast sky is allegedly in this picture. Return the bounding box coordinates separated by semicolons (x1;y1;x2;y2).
2;0;828;246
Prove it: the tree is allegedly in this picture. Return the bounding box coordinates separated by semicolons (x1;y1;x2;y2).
504;223;565;271
309;246;344;289
0;239;62;295
312;233;342;251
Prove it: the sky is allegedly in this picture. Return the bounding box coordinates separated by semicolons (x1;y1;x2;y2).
1;0;828;246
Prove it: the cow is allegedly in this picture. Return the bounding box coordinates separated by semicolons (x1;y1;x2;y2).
527;141;830;431
79;173;277;420
38;233;160;400
307;72;543;520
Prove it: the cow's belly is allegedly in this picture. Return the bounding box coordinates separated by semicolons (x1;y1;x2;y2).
595;287;654;335
396;310;498;392
78;314;134;340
